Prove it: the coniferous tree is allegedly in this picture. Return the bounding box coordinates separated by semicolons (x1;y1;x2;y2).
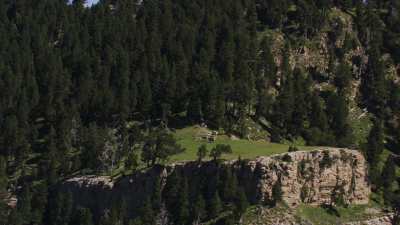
0;156;6;194
30;183;48;225
271;179;283;206
17;185;32;225
125;152;139;172
208;191;222;219
382;156;396;205
138;72;153;118
257;0;288;28
307;92;330;145
152;177;162;212
80;123;104;171
187;96;203;123
361;41;388;118
192;192;206;223
290;68;309;136
234;187;249;217
141;129;184;166
0;156;7;224
176;178;190;225
47;190;73;225
335;62;353;95
139;197;155;225
209;144;233;161
73;208;94;225
114;51;131;121
365;119;384;167
163;170;180;218
365;118;385;186
326;92;353;147
222;168;238;202
258;37;277;87
271;51;294;141
197;144;208;163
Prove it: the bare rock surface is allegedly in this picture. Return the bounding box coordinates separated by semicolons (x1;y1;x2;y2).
61;148;371;220
66;175;114;189
241;148;370;207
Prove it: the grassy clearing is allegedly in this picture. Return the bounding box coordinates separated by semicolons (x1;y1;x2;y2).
296;204;385;225
348;102;372;147
171;126;314;162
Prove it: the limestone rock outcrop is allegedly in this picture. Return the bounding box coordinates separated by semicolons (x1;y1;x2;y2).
61;148;370;218
241;148;370;207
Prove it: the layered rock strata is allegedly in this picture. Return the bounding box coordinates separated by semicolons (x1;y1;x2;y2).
61;148;370;218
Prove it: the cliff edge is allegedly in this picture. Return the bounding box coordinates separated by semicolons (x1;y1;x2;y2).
61;148;370;220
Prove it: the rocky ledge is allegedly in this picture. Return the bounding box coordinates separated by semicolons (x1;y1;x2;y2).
244;148;370;207
61;148;371;218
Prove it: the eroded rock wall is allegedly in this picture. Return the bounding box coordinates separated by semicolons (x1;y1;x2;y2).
61;148;370;218
242;148;370;207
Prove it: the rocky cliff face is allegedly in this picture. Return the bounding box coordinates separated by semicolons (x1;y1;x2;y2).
242;148;370;207
61;148;370;219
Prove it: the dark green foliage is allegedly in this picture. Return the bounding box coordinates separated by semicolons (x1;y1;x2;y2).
395;186;400;225
163;170;180;221
319;150;334;170
298;160;308;178
0;0;399;224
382;156;396;205
234;187;249;216
306;93;331;146
257;0;288;28
218;216;236;225
331;183;347;207
291;69;312;136
210;144;233;161
0;157;6;194
138;198;155;225
271;43;294;142
47;191;73;225
141;129;185;166
360;41;388;118
125;152;139;172
197;144;208;163
208;191;222;219
288;146;299;152
365;119;384;171
221;168;238;202
176;178;190;225
326;92;354;147
192;192;206;223
17;185;33;225
0;157;8;224
72;208;93;225
271;179;283;206
258;37;277;88
300;185;310;203
335;62;353;95
282;154;292;162
151;177;162;211
80;123;106;171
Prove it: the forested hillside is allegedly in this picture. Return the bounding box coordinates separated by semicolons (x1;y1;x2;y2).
0;0;400;224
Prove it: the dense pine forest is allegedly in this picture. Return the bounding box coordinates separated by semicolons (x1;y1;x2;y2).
0;0;400;224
